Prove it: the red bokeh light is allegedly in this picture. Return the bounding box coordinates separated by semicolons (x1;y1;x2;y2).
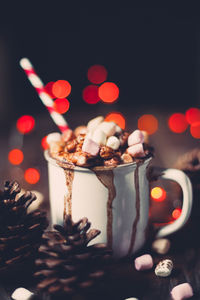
168;113;188;133
41;136;49;150
24;168;40;184
172;208;182;220
150;187;166;202
52;80;71;99
44;81;55;98
190;122;200;139
105;112;126;129
98;82;119;103
185;107;200;124
8;149;24;165
16;115;35;134
82;85;100;104
138;114;158;135
87;65;108;84
54;98;70;114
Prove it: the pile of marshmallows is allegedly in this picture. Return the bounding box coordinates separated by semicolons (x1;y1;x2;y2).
82;116;146;157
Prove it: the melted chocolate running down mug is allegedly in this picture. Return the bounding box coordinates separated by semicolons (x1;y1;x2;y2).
45;151;192;258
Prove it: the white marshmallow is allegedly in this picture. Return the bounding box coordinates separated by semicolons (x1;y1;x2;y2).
87;116;104;132
127;143;145;157
128;130;144;146
116;125;122;134
92;129;106;146
152;238;171;255
11;287;34;300
171;283;193;300
106;136;120;150
134;254;153;271
82;138;100;156
46;132;61;144
98;121;116;137
155;259;173;277
141;130;149;143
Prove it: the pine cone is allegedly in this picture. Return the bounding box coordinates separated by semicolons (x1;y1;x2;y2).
34;215;112;299
0;180;48;272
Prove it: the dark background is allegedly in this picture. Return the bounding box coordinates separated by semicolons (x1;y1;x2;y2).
0;3;200;193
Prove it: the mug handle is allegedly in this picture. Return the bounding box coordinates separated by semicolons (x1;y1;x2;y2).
154;168;193;238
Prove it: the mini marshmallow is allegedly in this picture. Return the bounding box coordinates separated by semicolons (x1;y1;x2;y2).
127;143;145;157
152;238;171;255
155;259;173;277
106;136;120;150
11;287;34;300
98;121;116;137
82;138;100;156
46;132;61;144
92;128;107;146
116;125;122;134
141;130;149;144
134;254;153;271
171;283;193;300
87;116;104;132
128;130;144;146
74;125;87;137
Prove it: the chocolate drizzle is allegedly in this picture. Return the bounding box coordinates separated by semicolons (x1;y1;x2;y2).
92;169;116;248
63;169;74;218
127;162;141;256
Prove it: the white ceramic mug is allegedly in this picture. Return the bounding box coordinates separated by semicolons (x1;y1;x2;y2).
45;151;193;258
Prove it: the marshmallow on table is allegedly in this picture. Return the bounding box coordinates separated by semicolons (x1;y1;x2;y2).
98;121;116;137
127;143;145;157
106;136;120;150
128;130;144;146
92;128;107;146
46;132;61;144
11;287;34;300
152;238;171;255
124;298;139;300
87;116;104;132
134;254;153;271
82;138;100;156
171;283;193;300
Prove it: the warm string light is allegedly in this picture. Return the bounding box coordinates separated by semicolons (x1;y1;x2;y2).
98;82;119;103
151;187;166;202
172;208;182;220
87;65;107;84
52;80;71;98
16;115;35;134
24;168;40;184
168;113;188;133
82;85;100;104
105;112;126;129
8;149;24;165
54;98;70;114
138;114;158;135
41;136;49;150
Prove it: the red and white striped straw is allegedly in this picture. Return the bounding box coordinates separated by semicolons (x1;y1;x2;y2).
19;58;69;132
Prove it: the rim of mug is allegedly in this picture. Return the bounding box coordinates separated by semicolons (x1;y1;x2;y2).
44;150;152;172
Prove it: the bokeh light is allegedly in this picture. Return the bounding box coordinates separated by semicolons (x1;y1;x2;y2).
44;81;55;98
87;65;108;84
8;149;24;165
54;98;70;114
98;82;119;103
52;80;71;98
16;115;35;134
151;187;166;202
105;112;126;129
24;168;40;184
168;113;188;133
185;107;200;124
82;85;100;104
138;114;158;135
172;208;182;220
190;122;200;139
41;136;49;150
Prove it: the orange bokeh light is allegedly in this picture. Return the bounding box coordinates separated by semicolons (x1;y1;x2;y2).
105;112;126;129
41;136;49;150
138;114;158;135
185;107;200;124
82;85;100;104
44;81;55;98
151;187;166;202
98;82;119;103
87;65;108;84
24;168;40;184
8;149;24;165
16;115;35;134
172;208;182;220
168;113;188;133
190;122;200;139
52;80;71;99
54;98;70;114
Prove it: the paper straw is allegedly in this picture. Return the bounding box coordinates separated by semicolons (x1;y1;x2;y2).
19;58;69;132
